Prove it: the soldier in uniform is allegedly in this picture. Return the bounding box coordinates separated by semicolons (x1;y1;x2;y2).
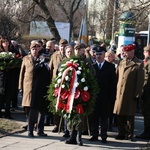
136;45;150;139
113;44;144;141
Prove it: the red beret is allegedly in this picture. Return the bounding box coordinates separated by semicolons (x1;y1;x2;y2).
123;44;135;51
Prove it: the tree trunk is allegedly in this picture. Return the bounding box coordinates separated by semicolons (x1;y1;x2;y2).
33;0;61;41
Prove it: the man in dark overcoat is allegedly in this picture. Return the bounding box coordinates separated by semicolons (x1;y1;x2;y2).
89;46;117;143
28;54;50;137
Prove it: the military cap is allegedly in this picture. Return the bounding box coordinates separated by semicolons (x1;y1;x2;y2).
123;44;135;51
144;46;150;51
30;42;39;49
92;46;106;53
59;39;68;45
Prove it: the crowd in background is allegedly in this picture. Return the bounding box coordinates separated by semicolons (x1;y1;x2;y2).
0;35;150;145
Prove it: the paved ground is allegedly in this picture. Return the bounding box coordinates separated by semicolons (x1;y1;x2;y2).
0;94;150;150
0;107;150;150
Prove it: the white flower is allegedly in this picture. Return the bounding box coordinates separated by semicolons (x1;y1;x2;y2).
76;70;81;75
61;64;66;67
75;82;79;87
57;79;61;84
73;60;78;63
58;72;62;77
83;86;88;91
81;78;85;82
78;67;82;70
8;52;13;55
1;52;7;55
61;84;65;88
54;84;58;88
59;68;63;71
65;76;69;81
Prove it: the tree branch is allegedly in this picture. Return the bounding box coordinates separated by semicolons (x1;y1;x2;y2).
72;0;82;15
18;14;46;23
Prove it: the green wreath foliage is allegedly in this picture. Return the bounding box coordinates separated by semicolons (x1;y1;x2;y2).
0;52;22;70
47;56;99;125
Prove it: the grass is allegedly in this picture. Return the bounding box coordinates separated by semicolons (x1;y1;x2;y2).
0;118;22;137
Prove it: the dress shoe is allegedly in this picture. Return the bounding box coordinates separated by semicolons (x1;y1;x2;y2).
28;132;34;137
52;126;58;133
89;136;98;141
63;130;70;138
115;135;125;140
102;138;107;143
37;132;47;137
22;125;28;130
65;139;77;144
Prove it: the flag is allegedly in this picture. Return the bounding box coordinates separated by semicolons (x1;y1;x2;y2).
78;4;88;46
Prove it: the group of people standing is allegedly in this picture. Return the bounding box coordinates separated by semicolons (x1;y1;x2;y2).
1;36;150;146
0;36;27;119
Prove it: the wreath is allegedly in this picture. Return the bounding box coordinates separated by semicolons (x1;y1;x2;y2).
47;56;99;125
0;52;23;70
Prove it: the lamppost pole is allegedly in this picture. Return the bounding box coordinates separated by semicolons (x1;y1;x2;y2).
111;0;116;42
147;14;150;45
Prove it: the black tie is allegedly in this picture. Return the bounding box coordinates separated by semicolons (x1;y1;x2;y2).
99;63;101;69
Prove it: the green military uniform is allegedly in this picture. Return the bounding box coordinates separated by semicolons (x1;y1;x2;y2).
140;57;150;139
136;46;150;139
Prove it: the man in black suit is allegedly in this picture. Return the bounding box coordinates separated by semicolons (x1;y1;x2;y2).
89;46;117;143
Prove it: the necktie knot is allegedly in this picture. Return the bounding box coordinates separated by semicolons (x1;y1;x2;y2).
99;63;101;69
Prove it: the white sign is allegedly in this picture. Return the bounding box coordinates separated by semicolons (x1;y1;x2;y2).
30;21;70;41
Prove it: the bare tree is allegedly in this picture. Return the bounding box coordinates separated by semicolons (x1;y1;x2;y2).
0;12;18;39
0;1;20;39
54;0;82;40
116;0;150;30
17;0;83;42
88;0;150;42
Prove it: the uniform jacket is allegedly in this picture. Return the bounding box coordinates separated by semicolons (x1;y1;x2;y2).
113;57;144;116
141;58;150;115
49;51;65;79
18;54;34;107
92;60;117;117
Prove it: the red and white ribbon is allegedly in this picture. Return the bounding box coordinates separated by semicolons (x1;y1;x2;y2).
56;66;77;113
